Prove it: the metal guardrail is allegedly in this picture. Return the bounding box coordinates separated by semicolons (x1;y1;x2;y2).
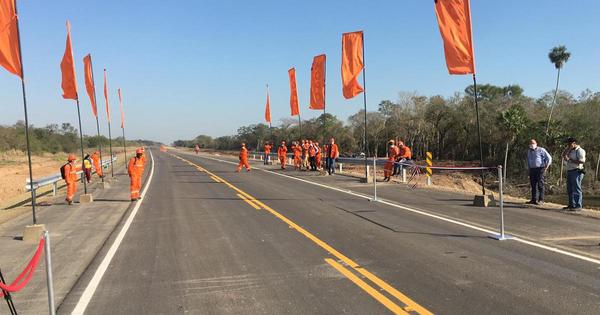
25;156;117;195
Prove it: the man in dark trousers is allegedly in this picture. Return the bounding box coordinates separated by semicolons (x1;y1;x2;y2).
526;139;552;205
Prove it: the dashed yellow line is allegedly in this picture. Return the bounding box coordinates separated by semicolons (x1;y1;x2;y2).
325;258;409;315
237;193;261;210
169;153;432;315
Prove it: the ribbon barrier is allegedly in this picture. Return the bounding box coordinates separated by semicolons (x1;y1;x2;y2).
0;231;56;315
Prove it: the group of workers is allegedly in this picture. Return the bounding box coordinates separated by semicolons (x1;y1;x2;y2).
238;138;340;175
63;147;147;205
383;140;413;181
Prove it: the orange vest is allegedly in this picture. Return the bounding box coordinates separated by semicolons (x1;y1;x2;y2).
128;157;144;177
239;147;248;160
278;145;287;157
264;144;272;154
64;162;79;183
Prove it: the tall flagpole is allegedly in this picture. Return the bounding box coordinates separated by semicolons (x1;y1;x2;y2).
472;74;486;195
323;55;327;116
361;32;368;180
88;58;104;183
13;0;37;224
76;99;87;194
298;115;302;139
105;70;114;178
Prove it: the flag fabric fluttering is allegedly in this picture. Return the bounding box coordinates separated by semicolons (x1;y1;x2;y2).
0;0;22;78
83;54;97;117
118;88;125;129
60;21;78;99
341;31;364;99
265;86;271;123
103;69;110;122
434;0;475;75
288;68;299;116
309;54;326;110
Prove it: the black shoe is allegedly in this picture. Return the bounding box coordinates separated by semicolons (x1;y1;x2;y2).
526;200;537;205
570;207;582;212
562;206;573;210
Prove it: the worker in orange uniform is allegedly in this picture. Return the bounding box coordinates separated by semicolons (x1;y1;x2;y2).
315;142;322;170
236;143;251;172
63;154;79;205
393;140;412;177
264;142;272;165
277;141;287;169
308;140;318;171
128;148;145;201
326;138;340;175
91;151;103;178
383;140;399;181
292;141;302;170
140;147;147;167
301;140;310;170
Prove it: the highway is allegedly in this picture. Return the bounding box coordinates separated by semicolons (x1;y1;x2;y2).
59;149;600;314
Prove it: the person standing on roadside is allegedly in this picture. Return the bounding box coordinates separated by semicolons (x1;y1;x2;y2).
326;138;339;175
63;154;79;205
277;141;288;170
83;154;93;183
91;151;103;178
563;137;586;211
128;148;145;201
264;142;272;165
526;139;552;205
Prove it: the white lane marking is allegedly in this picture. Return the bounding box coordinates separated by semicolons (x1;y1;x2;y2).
71;151;156;314
189;152;600;266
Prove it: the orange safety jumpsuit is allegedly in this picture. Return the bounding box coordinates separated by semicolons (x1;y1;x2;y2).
236;147;251;172
64;162;79;202
397;146;412;160
128;156;144;200
293;145;302;169
302;142;310;169
384;145;399;178
278;145;287;169
91;152;103;178
316;145;322;169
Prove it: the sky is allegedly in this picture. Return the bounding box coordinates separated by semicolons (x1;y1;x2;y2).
1;0;599;144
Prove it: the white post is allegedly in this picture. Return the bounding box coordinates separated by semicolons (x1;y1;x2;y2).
44;231;56;315
339;163;343;173
498;166;505;239
373;157;377;201
401;167;407;183
52;182;57;196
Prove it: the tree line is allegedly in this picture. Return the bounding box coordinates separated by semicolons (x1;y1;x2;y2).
175;83;600;185
0;121;153;154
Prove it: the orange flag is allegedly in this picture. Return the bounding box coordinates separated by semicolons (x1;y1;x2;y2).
117;88;125;129
288;68;299;116
434;0;475;74
60;21;78;100
0;0;22;77
103;69;110;122
265;86;271;123
341;31;364;99
83;54;97;117
309;54;326;110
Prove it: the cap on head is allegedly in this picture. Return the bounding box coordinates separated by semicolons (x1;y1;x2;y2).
136;148;143;154
68;154;77;161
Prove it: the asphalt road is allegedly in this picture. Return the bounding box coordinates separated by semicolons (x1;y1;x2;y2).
60;150;600;314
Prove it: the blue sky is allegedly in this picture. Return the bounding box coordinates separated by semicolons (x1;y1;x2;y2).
1;0;599;144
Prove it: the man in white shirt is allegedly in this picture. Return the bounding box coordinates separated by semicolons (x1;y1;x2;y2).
563;137;586;211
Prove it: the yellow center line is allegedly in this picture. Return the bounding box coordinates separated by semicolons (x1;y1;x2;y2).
325;258;408;315
210;175;221;183
170;153;432;315
237;193;261;210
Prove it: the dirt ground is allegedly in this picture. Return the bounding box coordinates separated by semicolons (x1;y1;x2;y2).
0;147;135;205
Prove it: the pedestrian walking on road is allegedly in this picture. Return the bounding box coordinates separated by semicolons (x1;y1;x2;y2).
62;154;79;205
264;142;272;165
83;154;93;183
194;144;200;155
526;139;552;205
278;141;287;169
128;148;145;201
292;141;302;170
326;138;339;175
236;143;251;172
563;137;586;211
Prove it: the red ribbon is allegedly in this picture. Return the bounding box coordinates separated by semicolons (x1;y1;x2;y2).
0;237;45;296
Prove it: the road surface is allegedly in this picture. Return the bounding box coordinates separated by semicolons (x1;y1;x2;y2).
59;149;600;314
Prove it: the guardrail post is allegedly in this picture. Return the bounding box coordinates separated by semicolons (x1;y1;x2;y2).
52;182;57;196
426;152;433;186
401;167;407;183
43;231;56;315
339;163;343;173
373;157;378;201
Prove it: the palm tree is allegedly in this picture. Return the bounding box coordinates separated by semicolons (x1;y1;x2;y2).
546;45;571;132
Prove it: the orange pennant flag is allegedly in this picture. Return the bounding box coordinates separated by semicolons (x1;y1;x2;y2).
0;0;22;77
341;31;364;99
288;68;299;116
83;54;97;117
265;85;271;123
309;54;326;110
60;21;78;100
103;69;110;122
117;88;125;129
434;0;476;75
